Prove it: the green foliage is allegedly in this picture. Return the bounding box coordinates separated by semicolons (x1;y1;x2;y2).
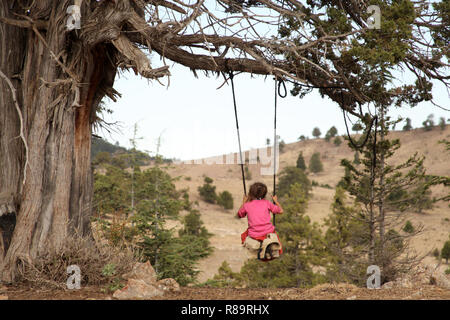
333;136;342;146
244;165;252;180
432;248;440;259
94;153;212;286
92;137;126;159
442;240;450;263
203;261;244;288
94;164;131;216
423;114;435;131
134;167;184;218
402;220;414;233
324;187;367;284
312;127;321;139
352;123;363;133
309;152;324;173
353;152;360;165
439;117;446;130
341;125;434;214
325;126;338;142
93;151;112;166
279;140;286;153
102;263;117;277
402;118;412;131
276;166;311;199
296;152;306;170
337;112;438;282
179;210;211;238
217;191;234;210
198;177;218;204
134;197;212;286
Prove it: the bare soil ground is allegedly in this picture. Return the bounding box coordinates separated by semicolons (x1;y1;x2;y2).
3;283;450;300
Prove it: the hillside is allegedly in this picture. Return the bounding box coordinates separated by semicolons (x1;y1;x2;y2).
164;126;450;283
2;126;448;301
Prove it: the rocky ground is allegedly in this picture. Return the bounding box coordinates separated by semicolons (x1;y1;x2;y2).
2;284;449;300
1;261;449;300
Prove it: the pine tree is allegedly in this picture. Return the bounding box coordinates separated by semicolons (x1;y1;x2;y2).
296;152;306;170
423;114;435;131
312;127;321;139
217;191;234;210
402;221;414;233
276;166;311;199
339;106;429;282
439;117;446;130
402;118;412;131
309;152;324;173
333;136;342;146
442;240;450;264
325;126;338;142
129;168;212;285
352;123;363;134
324;187;367;284
198;177;218;204
353;152;360;165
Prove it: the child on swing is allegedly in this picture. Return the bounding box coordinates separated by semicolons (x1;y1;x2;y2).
237;182;283;260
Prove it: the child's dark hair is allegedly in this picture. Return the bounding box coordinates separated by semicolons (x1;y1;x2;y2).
248;182;268;201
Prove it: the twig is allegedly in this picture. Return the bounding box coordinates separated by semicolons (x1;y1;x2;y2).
0;69;29;187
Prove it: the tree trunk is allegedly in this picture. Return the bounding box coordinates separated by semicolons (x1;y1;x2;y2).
378;106;386;251
0;1;117;282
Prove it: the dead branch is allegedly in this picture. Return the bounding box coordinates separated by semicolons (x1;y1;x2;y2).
0;70;29;188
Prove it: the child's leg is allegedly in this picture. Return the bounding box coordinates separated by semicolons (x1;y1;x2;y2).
243;237;261;259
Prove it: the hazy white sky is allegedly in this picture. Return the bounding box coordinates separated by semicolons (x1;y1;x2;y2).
95;1;449;161
99;63;448;161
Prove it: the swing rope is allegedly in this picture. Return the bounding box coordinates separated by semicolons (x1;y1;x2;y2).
229;71;247;196
273;78;286;227
228;72;286;227
228;73;378;232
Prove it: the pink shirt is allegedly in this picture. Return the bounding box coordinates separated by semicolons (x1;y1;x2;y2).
237;199;281;238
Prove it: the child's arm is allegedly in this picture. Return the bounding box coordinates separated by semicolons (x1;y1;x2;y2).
237;195;249;218
271;195;283;214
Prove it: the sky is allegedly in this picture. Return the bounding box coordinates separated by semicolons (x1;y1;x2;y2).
98;64;449;161
96;1;449;161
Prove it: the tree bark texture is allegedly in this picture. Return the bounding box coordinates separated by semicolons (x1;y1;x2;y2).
0;1;119;282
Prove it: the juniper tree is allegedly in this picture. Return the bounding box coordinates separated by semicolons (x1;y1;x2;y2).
333;136;342;147
217;191;234;210
325;126;338;142
442;240;450;264
312;127;322;139
296;152;307;170
439;117;446;130
276;166;311;199
198;177;218;204
309;153;324;173
402;118;413;131
423;114;435;131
